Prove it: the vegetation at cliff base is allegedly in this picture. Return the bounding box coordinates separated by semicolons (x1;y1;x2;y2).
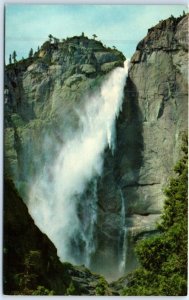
3;178;72;295
95;276;109;295
122;134;188;296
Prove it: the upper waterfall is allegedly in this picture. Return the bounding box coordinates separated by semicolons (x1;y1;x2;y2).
28;61;129;268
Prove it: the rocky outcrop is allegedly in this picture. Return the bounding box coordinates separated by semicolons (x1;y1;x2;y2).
4;35;125;196
96;14;188;274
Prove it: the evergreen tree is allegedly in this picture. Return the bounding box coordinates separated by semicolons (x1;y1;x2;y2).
9;54;12;65
48;34;53;43
122;134;188;296
92;34;97;40
12;51;17;63
29;48;33;58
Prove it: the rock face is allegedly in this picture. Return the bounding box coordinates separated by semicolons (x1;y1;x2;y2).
4;35;125;194
96;14;188;274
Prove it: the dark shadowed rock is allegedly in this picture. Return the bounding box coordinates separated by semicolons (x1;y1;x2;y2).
3;178;112;295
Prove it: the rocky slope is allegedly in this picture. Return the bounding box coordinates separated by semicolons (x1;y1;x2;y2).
96;14;188;274
3;177;113;295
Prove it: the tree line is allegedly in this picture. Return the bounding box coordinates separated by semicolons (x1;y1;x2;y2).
8;48;36;65
8;32;100;65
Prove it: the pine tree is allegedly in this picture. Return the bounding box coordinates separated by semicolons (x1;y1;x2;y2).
48;34;53;43
29;48;33;58
9;54;12;65
93;34;97;40
12;51;17;63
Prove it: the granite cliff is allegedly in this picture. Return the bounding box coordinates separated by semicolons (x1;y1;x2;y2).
96;14;188;275
4;14;188;287
4;35;125;190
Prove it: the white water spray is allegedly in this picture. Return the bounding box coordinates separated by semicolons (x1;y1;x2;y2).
119;189;127;274
28;61;129;266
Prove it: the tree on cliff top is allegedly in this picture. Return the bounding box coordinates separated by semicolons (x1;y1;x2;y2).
9;54;12;65
48;34;53;43
12;51;17;63
29;48;33;58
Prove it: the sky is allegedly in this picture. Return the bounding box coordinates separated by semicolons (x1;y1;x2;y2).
5;4;188;63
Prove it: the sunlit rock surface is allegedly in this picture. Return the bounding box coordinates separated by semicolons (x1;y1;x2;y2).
4;35;125;192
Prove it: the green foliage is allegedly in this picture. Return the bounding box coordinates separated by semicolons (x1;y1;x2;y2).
14;250;41;294
13;250;53;295
95;276;108;295
122;269;187;296
65;281;77;295
122;134;188;296
135;234;171;271
24;250;41;270
32;285;54;295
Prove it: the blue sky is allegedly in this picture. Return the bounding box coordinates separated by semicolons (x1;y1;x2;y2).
5;4;188;63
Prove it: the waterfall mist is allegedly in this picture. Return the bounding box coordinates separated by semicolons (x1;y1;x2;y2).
28;61;129;270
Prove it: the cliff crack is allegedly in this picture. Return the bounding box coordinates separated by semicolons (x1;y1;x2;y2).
124;182;161;188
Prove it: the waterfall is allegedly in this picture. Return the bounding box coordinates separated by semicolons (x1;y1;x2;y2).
28;61;129;268
119;189;127;275
75;179;98;266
